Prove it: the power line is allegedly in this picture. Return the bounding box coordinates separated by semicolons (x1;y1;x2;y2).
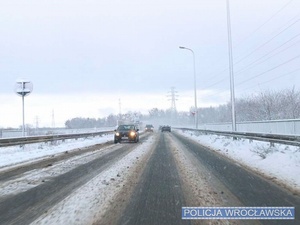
201;16;300;91
236;54;300;86
234;35;300;75
201;0;296;85
199;55;300;100
234;0;295;47
233;17;300;66
198;70;299;102
201;36;300;90
201;77;228;90
237;67;300;94
198;1;300;104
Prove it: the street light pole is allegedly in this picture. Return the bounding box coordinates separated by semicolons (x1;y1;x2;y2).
15;80;33;137
179;46;198;129
226;0;237;132
22;92;25;136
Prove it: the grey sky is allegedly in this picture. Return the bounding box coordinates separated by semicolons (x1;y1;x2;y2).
1;0;300;127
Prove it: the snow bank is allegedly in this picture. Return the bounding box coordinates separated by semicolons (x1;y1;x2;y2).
0;134;114;169
31;136;155;225
177;130;300;192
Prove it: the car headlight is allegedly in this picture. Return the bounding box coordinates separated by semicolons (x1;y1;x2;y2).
115;132;120;136
130;131;136;136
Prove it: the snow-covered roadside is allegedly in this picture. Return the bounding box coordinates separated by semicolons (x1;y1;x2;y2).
0;145;115;198
176;130;300;192
30;135;156;225
0;134;114;169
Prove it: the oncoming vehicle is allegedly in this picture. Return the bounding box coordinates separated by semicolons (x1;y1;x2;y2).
114;124;139;143
145;124;154;132
161;125;171;132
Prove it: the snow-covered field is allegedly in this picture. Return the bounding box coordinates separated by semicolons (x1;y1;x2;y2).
177;129;300;193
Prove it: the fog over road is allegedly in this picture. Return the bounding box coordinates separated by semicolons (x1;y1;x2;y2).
0;131;299;225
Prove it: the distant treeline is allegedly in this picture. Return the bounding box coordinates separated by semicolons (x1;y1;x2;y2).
198;87;300;123
64;112;141;129
64;88;300;128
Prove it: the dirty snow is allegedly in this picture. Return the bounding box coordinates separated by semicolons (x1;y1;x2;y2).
0;146;113;198
1;130;299;224
176;129;300;192
1;130;299;192
0;134;114;169
30;135;155;225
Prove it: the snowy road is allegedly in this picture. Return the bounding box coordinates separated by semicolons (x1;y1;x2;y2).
0;140;139;224
0;131;299;225
96;132;299;225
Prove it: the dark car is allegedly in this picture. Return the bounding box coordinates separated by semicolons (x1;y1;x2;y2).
161;125;171;132
145;124;154;132
114;124;139;143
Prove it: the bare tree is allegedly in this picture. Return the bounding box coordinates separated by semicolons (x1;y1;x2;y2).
282;87;300;119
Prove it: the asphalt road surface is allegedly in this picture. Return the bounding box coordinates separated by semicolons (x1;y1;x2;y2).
172;132;300;225
117;132;190;225
0;142;137;225
0;131;299;225
104;132;300;225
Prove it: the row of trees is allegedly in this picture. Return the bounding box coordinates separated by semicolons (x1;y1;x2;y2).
64;88;300;128
65;118;106;129
65;111;142;129
198;88;300;124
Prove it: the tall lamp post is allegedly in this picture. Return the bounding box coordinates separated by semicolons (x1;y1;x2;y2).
179;46;198;129
226;0;236;131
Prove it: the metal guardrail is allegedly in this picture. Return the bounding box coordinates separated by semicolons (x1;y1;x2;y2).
0;130;114;147
2;128;300;148
198;119;300;136
177;128;300;147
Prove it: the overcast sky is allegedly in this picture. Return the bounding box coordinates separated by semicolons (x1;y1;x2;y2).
1;0;300;128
